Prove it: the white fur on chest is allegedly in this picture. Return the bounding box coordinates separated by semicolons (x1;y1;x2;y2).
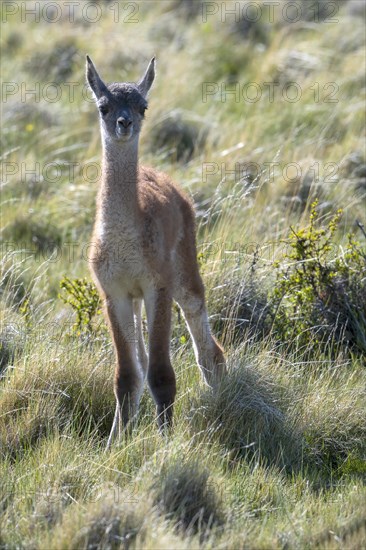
93;222;147;288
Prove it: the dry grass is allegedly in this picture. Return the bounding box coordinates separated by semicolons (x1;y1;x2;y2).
1;1;365;548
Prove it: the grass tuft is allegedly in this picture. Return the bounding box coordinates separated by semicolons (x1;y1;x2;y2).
190;364;303;472
1;2;365;547
152;458;224;536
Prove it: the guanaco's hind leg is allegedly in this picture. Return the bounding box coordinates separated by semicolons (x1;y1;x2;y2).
176;287;226;387
174;239;226;387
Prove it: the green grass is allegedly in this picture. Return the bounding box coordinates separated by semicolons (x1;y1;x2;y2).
1;1;365;548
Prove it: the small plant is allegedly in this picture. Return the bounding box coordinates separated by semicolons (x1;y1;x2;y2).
19;295;32;329
59;276;102;335
271;200;366;354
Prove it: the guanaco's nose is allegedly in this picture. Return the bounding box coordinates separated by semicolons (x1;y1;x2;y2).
117;117;132;128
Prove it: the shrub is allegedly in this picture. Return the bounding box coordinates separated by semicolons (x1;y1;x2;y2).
59;276;102;335
271;200;366;355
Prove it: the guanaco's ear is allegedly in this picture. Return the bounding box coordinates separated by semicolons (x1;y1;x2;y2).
86;55;109;100
137;57;156;98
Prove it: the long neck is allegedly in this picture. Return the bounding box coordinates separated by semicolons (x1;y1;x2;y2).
97;135;140;228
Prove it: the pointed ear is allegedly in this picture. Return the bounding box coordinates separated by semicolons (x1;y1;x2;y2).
86;55;108;100
137;57;156;98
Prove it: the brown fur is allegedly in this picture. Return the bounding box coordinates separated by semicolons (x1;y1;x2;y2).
86;56;226;447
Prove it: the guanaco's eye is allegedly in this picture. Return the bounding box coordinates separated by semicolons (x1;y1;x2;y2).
139;105;147;117
99;104;109;116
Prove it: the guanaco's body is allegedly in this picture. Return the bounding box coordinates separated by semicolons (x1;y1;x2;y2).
86;56;226;447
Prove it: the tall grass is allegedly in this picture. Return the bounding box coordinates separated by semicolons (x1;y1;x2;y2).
1;1;365;548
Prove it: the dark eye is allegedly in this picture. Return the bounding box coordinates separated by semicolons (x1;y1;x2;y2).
99;104;109;116
139;105;147;117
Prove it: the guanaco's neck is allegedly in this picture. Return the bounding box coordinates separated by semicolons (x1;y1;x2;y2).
97;135;140;231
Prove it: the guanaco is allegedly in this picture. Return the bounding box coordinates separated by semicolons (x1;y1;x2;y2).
86;56;226;447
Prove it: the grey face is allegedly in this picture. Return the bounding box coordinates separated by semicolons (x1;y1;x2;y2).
86;55;155;143
97;84;148;142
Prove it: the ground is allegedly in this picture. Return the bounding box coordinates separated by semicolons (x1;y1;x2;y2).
1;1;365;548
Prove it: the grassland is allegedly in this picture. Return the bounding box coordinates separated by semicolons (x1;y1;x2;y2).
1;1;365;548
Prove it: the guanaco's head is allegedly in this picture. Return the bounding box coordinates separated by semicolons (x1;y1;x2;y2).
86;55;155;144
